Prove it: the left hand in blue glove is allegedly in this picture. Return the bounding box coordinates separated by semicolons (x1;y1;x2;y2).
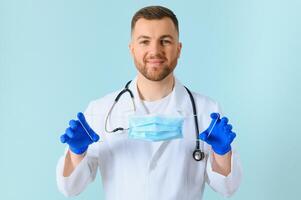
199;113;236;155
60;112;100;155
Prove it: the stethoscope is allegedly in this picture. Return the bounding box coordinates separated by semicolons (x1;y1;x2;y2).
104;80;206;161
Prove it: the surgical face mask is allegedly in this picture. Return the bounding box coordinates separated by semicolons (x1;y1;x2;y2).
128;115;184;142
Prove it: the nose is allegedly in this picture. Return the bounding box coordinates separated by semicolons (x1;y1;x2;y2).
148;41;163;56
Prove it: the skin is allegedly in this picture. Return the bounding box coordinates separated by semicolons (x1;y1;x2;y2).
63;17;232;177
129;17;182;101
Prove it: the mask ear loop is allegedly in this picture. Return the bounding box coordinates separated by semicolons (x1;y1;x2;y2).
78;118;94;141
207;116;219;138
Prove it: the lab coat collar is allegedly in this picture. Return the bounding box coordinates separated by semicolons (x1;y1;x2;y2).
127;76;189;116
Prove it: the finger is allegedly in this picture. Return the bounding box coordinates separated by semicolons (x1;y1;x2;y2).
90;131;100;142
228;132;236;143
60;134;70;143
208;113;219;133
77;112;100;142
77;112;90;130
220;117;229;126
210;113;220;120
69;120;79;130
66;127;75;138
224;124;233;132
199;131;208;141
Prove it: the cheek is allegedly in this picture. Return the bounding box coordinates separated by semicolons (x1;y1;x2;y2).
166;48;179;59
134;49;146;60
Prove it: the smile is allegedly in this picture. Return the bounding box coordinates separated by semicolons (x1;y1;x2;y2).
146;59;165;64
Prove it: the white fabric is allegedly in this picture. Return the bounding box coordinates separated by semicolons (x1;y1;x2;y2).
56;77;242;199
142;91;172;114
142;93;172;152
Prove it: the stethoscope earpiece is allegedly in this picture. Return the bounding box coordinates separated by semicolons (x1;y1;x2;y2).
193;149;205;161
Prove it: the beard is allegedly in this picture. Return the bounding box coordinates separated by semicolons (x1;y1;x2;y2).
134;56;178;81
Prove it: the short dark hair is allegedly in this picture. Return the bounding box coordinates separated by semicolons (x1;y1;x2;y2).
131;6;179;35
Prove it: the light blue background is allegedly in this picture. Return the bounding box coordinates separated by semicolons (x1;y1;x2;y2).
1;0;300;199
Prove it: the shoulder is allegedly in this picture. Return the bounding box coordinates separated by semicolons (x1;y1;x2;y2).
85;90;122;114
192;92;218;107
176;78;220;112
190;91;222;114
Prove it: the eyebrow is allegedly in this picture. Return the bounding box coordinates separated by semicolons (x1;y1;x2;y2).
137;34;174;40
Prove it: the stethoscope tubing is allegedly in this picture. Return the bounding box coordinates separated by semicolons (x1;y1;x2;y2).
105;80;206;161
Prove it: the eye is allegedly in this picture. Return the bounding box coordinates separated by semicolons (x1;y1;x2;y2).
161;39;171;45
139;40;149;45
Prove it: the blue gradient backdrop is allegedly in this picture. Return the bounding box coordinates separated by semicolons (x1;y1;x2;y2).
1;0;300;199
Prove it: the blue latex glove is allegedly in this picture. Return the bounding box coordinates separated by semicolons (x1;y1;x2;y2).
60;112;100;154
199;113;236;155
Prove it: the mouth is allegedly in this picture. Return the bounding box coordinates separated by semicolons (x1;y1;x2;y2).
146;59;165;65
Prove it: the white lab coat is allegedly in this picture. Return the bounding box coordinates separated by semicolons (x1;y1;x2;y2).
56;77;242;200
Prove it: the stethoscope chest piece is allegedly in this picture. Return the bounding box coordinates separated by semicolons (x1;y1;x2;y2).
193;149;205;161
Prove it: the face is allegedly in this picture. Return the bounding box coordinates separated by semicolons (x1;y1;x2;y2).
129;17;182;81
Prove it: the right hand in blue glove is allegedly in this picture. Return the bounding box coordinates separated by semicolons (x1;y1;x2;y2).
199;113;236;155
60;112;100;155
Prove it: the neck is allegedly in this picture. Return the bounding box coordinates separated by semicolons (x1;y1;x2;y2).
137;73;175;101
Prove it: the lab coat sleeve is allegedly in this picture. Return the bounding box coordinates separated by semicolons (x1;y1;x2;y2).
204;100;242;197
56;101;99;197
56;149;99;197
205;146;242;197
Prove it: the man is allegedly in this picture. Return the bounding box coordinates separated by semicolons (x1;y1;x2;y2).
56;5;242;200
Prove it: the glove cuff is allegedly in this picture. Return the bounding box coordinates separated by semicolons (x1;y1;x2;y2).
212;145;232;155
69;146;88;155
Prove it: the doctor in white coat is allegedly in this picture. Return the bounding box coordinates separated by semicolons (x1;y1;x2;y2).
56;5;242;200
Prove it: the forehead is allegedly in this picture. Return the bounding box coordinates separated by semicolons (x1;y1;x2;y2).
132;17;178;39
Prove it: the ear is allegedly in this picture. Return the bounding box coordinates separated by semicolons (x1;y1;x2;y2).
177;42;182;59
129;42;134;57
